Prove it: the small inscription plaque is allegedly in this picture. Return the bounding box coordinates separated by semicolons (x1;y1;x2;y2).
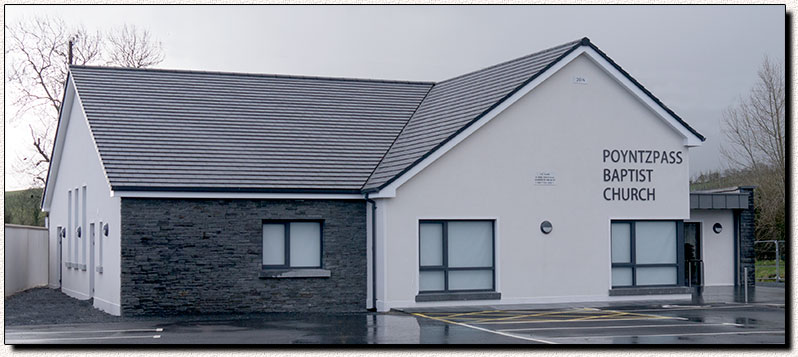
534;171;557;186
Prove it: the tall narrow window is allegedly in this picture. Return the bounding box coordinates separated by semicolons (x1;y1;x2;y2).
82;186;87;269
611;221;681;287
57;226;64;269
419;220;495;293
98;220;104;269
74;187;79;265
262;221;322;268
67;190;72;266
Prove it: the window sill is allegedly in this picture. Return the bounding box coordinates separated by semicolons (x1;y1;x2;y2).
259;269;331;279
415;291;501;302
609;286;691;296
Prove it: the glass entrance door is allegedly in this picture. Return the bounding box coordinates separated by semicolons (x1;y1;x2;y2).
684;222;702;286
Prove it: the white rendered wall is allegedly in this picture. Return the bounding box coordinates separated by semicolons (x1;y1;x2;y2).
46;82;122;315
376;54;693;311
689;210;735;286
5;225;49;296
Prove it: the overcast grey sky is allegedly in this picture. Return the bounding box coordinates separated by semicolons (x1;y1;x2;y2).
4;5;786;190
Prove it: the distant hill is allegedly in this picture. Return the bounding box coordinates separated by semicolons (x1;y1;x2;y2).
4;188;46;227
691;166;785;243
690;168;755;192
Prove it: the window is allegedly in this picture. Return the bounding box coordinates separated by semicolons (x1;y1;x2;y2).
419;220;495;293
98;220;104;269
82;186;87;269
57;226;64;267
74;187;79;265
262;221;322;268
67;190;72;266
611;221;682;287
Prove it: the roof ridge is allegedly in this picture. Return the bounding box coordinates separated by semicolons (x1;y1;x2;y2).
363;38;586;192
69;64;436;86
435;38;583;85
361;83;436;190
582;40;705;141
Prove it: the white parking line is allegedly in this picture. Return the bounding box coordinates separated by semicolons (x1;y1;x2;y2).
469;316;688;325
6;328;164;335
614;305;758;313
8;334;162;343
413;313;557;344
546;330;784;340
454;321;559;344
499;322;741;332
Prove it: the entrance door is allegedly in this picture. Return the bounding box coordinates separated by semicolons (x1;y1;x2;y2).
89;222;96;298
684;222;702;286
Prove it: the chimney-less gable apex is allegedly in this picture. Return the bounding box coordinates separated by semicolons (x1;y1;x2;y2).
45;37;703;200
363;37;704;195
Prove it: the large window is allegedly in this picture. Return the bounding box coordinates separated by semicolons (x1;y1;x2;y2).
419;220;495;293
611;221;682;287
262;221;322;269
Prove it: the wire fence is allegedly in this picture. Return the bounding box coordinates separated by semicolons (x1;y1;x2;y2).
754;240;785;282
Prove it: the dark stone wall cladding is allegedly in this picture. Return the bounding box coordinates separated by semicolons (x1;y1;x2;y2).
738;187;756;285
120;198;366;316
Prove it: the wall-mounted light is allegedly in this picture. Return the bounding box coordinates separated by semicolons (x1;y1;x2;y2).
540;221;553;234
103;223;109;237
713;223;723;234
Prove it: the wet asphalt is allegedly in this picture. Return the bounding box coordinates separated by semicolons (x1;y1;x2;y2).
4;285;786;345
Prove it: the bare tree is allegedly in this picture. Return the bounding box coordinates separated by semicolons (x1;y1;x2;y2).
721;56;786;241
5;16;164;187
6;17;102;117
6;16;103;186
105;24;164;68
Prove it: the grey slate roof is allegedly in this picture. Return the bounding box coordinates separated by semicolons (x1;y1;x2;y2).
69;67;433;192
65;37;703;194
362;39;581;190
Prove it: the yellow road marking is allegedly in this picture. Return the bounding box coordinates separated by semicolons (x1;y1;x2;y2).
610;310;675;319
444;314;599;321
414;308;679;325
467;316;682;325
411;313;557;344
435;310;502;319
467;309;589;324
567;311;624;321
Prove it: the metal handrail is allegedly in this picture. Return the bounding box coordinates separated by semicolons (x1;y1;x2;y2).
686;259;703;287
